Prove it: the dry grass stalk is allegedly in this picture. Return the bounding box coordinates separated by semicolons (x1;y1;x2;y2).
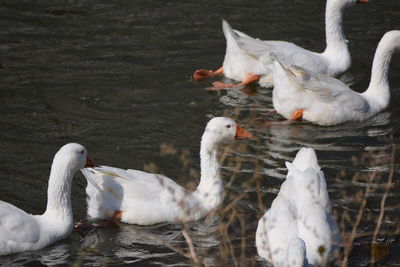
182;225;201;265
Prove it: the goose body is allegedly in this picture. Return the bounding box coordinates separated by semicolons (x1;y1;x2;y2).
194;0;367;87
256;148;340;266
0;143;91;255
272;30;400;126
221;19;338;88
81;117;251;225
82;166;213;225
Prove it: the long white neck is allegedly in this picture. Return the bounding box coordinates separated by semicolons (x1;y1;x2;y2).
322;0;351;74
362;31;400;112
42;159;74;228
194;134;224;213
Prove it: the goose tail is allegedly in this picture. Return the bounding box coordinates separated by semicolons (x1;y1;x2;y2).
222;19;242;52
292;147;320;172
81;168;103;193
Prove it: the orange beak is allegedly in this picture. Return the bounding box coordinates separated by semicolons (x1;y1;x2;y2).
85;157;95;168
356;0;368;3
235;125;252;139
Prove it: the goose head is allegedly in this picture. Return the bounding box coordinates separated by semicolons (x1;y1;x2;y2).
379;30;400;51
52;143;93;172
202;117;252;145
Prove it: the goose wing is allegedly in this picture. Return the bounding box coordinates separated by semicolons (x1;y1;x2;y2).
0;201;40;254
273;55;370;112
83;166;184;201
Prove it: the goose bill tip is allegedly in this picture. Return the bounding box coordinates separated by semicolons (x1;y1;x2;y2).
235;125;252;139
85;157;95;168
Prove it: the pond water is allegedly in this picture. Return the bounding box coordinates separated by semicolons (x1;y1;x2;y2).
0;0;399;266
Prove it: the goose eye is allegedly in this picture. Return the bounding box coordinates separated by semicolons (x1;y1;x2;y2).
80;150;84;154
226;124;231;128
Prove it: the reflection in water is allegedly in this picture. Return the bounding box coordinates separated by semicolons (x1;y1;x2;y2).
39;245;72;266
0;243;73;266
73;217;222;265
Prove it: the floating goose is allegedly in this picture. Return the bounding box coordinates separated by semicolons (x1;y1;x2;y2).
256;147;341;266
81;117;251;225
194;0;368;89
271;30;400;126
0;143;93;255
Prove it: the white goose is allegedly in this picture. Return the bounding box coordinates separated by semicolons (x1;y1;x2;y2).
256;148;341;266
81;117;251;225
0;143;93;256
271;30;400;126
194;0;368;89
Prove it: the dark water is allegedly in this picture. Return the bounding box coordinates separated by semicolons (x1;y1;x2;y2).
1;0;400;266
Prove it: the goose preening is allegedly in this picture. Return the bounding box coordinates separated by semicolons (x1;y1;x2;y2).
193;0;368;89
81;117;251;225
256;148;341;266
270;30;400;126
0;143;93;256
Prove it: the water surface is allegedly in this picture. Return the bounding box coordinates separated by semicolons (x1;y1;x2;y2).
1;0;400;266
